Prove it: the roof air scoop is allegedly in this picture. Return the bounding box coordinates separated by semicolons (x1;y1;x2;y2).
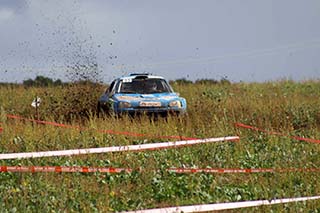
129;73;151;76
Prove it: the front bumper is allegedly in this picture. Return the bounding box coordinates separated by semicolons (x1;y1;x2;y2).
114;107;186;116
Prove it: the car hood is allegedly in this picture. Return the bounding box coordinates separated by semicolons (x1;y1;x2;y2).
114;93;180;102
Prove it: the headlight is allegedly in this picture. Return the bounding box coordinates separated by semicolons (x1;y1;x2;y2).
169;100;182;108
119;102;131;108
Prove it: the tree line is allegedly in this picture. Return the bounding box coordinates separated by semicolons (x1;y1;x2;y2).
0;75;231;87
22;76;63;87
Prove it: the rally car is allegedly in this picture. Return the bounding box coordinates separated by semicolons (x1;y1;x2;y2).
97;73;187;116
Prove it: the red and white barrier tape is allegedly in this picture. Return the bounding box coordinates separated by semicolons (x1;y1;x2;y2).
1;166;320;174
124;195;320;212
235;122;320;144
0;166;131;173
7;114;78;129
168;168;320;174
0;136;239;160
6;114;197;140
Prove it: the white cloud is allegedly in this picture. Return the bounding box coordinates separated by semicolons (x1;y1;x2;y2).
0;8;14;22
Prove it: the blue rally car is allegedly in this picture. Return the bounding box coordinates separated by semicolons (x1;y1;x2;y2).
97;73;187;116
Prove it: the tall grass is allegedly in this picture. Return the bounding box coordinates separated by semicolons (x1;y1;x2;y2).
0;80;320;211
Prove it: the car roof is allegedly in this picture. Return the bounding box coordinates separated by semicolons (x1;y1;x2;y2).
119;74;165;81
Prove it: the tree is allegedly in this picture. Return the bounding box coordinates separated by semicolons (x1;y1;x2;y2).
23;76;63;87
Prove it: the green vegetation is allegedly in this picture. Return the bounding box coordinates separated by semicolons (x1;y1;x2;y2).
23;75;63;87
0;79;320;212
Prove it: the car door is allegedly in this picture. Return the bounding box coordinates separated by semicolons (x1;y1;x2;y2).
106;80;120;112
98;80;117;115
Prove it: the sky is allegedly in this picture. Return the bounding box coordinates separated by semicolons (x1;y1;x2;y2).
0;0;320;83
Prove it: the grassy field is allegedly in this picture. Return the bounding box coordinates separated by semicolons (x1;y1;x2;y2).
0;80;320;212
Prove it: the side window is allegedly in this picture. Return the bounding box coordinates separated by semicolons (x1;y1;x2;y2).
162;80;173;93
106;80;116;94
111;80;120;94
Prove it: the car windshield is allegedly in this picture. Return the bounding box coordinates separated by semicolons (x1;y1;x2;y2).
119;78;173;94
